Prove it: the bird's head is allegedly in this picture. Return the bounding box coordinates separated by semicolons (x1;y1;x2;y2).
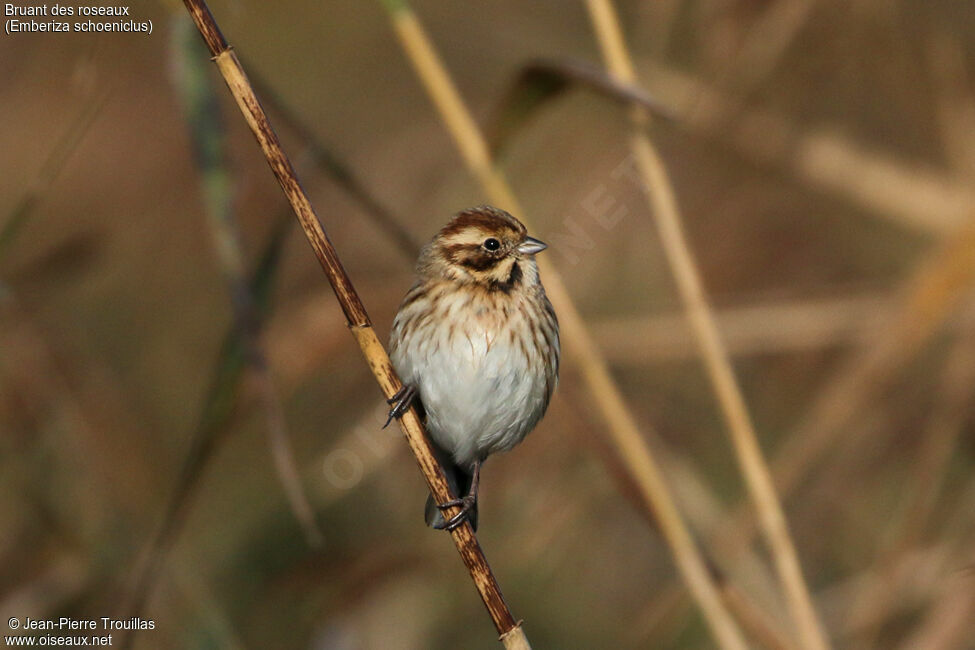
422;206;547;292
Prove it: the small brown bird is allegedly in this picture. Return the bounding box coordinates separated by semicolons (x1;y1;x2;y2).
387;206;560;531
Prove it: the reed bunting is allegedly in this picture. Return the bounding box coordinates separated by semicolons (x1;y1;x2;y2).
387;206;560;531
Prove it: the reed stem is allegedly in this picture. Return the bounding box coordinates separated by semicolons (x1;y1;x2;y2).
583;3;831;649
381;2;748;648
179;1;528;646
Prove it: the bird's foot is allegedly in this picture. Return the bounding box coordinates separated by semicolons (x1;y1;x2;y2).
433;495;477;531
384;384;418;428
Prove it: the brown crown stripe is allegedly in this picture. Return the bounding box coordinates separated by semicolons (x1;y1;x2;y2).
441;206;527;239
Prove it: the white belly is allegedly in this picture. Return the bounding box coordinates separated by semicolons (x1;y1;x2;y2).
392;304;549;468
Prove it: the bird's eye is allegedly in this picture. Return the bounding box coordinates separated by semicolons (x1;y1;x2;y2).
483;238;501;251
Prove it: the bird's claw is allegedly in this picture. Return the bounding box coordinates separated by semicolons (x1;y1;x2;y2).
383;384;418;428
433;495;476;531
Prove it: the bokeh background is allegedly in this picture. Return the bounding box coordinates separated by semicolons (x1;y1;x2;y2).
3;1;975;648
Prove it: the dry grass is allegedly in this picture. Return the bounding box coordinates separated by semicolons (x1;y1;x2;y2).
176;0;531;646
381;1;749;647
2;1;975;648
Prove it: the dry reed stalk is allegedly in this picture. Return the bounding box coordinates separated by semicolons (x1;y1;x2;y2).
817;542;957;642
716;578;802;650
623;430;802;648
701;220;975;567
497;56;975;235
123;51;416;631
635;60;975;235
830;485;975;649
178;2;528;647
379;2;747;648
841;324;975;647
590;293;891;361
653;436;791;600
119;157;404;636
491;399;790;650
118;31;335;645
584;2;830;649
764;219;975;512
521;35;975;637
647;217;975;644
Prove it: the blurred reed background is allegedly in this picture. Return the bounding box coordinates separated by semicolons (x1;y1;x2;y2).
2;1;975;648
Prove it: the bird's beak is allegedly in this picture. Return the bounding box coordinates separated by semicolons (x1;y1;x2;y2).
517;236;547;255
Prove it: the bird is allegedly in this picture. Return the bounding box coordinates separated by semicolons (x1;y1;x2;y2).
386;206;560;531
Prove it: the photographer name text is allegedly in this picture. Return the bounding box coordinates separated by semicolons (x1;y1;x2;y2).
10;617;154;631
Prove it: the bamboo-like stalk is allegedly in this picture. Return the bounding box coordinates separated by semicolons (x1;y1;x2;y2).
583;2;831;650
379;2;748;649
121;28;421;637
178;2;529;647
